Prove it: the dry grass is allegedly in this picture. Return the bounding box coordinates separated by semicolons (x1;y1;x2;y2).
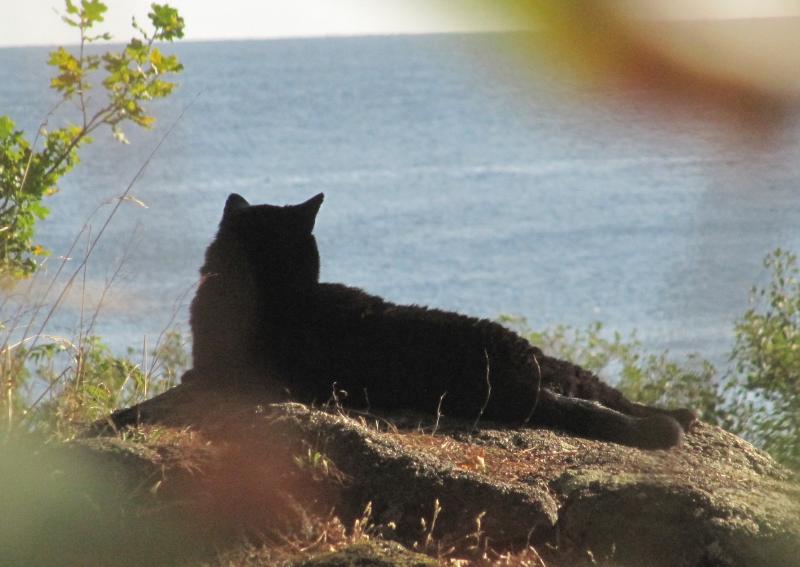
213;501;554;567
0;107;194;439
387;429;581;487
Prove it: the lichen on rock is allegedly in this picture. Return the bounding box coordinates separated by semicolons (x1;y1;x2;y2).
53;382;800;566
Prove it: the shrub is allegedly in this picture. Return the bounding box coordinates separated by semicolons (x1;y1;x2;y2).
0;1;184;277
501;317;726;426
728;248;800;468
5;329;188;438
503;248;800;469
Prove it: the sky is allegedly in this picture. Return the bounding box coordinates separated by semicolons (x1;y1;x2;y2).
2;0;800;47
0;0;524;47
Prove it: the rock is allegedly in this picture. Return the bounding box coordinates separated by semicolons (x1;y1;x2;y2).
286;541;438;567
75;382;800;566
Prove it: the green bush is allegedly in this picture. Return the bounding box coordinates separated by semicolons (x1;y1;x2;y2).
6;330;188;438
501;318;726;426
728;249;800;469
503;248;800;470
0;0;184;277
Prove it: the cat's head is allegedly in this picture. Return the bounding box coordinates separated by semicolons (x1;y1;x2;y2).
220;192;324;234
210;193;325;289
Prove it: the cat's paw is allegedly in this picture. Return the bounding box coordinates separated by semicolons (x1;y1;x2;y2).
180;368;198;384
668;408;699;432
631;415;685;450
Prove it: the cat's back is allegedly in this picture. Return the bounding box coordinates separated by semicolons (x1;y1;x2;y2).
312;282;530;356
293;282;540;413
313;283;477;329
315;283;388;314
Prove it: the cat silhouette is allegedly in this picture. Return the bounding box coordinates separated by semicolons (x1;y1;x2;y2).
185;193;695;449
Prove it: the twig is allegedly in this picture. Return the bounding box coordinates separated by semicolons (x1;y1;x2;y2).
14;97;66;200
326;381;344;410
26;93;200;359
471;349;492;433
76;225;92;384
144;276;198;380
423;499;442;551
524;352;543;424
11;223;89;359
4;97;66;256
13;94;201;425
19;366;72;423
431;391;447;436
83;224;139;340
332;406;399;434
1;261;49;353
78;26;88;130
362;387;371;413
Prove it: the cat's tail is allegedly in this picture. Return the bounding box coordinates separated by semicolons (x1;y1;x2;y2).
531;389;684;449
536;355;698;432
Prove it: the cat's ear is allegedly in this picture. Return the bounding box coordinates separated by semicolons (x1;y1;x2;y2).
296;193;324;232
223;193;249;217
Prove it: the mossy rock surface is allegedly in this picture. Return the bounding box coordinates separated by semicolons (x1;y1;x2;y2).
286;541;437;567
18;382;798;566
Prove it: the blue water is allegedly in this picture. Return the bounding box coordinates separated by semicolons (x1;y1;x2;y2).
2;33;800;364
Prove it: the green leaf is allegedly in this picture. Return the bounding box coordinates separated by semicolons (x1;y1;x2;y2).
81;0;107;26
28;202;51;221
0;115;15;140
133;114;155;128
0;1;185;280
148;4;185;40
150;47;163;68
125;37;148;63
48;47;80;72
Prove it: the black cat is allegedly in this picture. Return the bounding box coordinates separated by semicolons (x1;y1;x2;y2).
185;193;695;449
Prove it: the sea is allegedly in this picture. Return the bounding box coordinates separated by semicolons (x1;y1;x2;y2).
2;33;800;367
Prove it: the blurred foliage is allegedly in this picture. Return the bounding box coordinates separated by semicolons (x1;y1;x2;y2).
0;1;184;277
0;435;201;565
503;249;800;469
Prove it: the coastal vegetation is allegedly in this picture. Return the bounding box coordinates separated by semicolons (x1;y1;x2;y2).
0;0;184;277
1;0;186;435
508;248;800;469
